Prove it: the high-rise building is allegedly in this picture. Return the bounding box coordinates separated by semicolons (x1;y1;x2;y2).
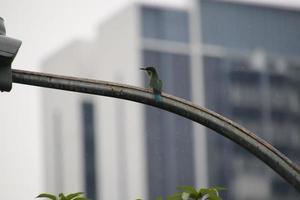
41;3;206;200
42;1;300;200
197;1;300;199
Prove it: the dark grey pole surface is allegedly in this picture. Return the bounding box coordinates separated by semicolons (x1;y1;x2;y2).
12;69;300;192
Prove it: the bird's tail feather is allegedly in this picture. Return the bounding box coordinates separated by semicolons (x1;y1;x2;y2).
154;94;162;102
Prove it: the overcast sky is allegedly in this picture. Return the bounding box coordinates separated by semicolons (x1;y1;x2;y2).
0;0;300;199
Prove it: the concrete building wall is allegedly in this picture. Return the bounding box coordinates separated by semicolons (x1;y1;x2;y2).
89;4;147;200
42;41;91;194
41;1;300;200
42;4;148;200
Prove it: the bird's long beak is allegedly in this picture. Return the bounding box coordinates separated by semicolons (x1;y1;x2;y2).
140;68;146;71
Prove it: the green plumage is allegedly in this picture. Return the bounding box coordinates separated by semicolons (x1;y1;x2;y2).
140;67;163;101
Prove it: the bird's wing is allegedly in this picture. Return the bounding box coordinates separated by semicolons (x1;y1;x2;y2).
158;79;163;91
153;79;162;95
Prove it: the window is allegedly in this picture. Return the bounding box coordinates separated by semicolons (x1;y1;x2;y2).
81;102;97;200
143;50;194;199
201;0;300;55
142;7;189;42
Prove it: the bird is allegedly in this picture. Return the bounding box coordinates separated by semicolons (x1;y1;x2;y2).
140;67;163;102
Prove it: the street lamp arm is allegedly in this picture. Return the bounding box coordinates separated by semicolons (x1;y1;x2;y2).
12;68;300;192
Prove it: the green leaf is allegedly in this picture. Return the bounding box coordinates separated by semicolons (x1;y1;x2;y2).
36;193;57;200
59;193;67;200
209;189;218;196
181;192;190;200
177;185;198;196
66;192;84;200
212;186;226;191
209;196;221;200
167;192;182;200
201;186;226;199
73;198;89;200
207;189;221;200
155;197;163;200
199;188;210;196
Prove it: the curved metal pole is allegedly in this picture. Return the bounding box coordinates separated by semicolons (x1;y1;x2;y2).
12;69;300;192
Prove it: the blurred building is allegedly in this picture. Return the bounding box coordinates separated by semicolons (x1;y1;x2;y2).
41;3;205;200
41;1;300;200
198;0;300;200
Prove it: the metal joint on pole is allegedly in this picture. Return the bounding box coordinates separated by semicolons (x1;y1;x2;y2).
0;18;22;92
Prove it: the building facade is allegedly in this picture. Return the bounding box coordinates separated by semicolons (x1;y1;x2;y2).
41;1;300;200
198;1;300;199
41;3;205;200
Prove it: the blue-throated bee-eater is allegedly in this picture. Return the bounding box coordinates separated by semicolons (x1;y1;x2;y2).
140;67;163;102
